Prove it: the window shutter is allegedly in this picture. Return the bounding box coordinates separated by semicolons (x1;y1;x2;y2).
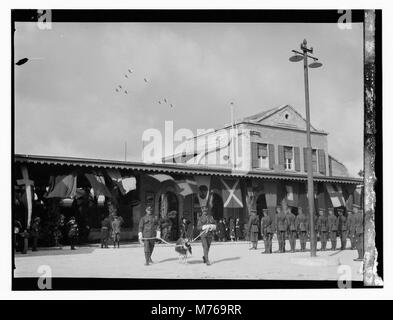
251;142;258;168
318;149;326;174
294;147;300;171
268;144;275;169
303;147;308;172
278;145;285;166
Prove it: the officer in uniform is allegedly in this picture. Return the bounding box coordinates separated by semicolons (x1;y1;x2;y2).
247;209;259;250
285;207;297;253
327;208;339;250
317;209;328;251
353;204;364;261
197;206;216;265
275;206;287;253
30;217;40;252
337;208;348;250
100;215;111;248
347;209;356;250
295;207;308;252
261;209;274;254
138;205;161;266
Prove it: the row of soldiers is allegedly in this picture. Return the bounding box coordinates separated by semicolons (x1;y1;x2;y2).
248;204;364;261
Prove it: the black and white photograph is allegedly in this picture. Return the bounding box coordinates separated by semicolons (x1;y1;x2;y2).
5;6;385;296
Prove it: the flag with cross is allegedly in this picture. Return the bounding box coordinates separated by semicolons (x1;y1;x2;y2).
220;178;243;208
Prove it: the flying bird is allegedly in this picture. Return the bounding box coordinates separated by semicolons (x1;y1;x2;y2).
124;90;128;94
118;85;122;89
125;74;128;78
164;98;167;103
128;69;133;73
144;78;148;83
170;104;174;108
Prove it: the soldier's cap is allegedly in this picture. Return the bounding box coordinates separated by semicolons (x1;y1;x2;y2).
328;207;334;212
347;209;353;213
262;209;268;213
353;204;361;209
318;208;325;212
250;208;257;214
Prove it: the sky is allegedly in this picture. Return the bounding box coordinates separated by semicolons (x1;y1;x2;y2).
14;22;364;176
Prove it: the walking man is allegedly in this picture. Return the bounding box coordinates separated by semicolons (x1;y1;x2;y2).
247;209;259;250
261;209;274;254
286;208;297;253
317;209;328;251
295;207;308;252
327;208;339;250
275;206;287;253
138;205;161;266
197;206;216;266
337;209;348;250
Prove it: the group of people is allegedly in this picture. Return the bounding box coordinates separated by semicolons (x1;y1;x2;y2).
100;214;124;248
247;204;364;261
216;218;242;242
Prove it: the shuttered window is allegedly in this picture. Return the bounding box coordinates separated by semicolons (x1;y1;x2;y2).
268;144;275;169
294;147;300;171
318;149;326;175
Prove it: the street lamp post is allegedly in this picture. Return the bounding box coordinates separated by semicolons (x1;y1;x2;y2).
289;39;323;257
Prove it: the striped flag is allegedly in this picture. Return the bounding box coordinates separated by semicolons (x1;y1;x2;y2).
176;179;198;197
326;183;345;207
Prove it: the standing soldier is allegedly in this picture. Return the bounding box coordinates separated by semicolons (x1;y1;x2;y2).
337;209;348;250
317;209;328;251
111;215;123;248
275;206;287;253
311;213;319;251
285;208;297;253
247;209;259;250
235;218;242;241
347;209;356;249
197;206;216;265
67;217;79;250
138;205;161;266
30;217;40;252
100;215;112;248
261;209;274;254
295;207;308;252
327;208;339;250
353;204;364;261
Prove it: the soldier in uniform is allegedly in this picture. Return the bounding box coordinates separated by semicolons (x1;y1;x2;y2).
285;207;297;253
317;209;329;251
337;209;348;250
30;217;40;252
295;207;308;252
100;215;112;248
311;213;319;251
261;209;274;254
197;206;216;265
353;204;364;261
67;217;79;250
275;206;287;253
247;209;259;250
138;205;161;266
347;209;356;249
327;208;339;250
111;215;123;248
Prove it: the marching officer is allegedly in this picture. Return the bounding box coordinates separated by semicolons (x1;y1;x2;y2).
353;204;364;261
295;207;308;252
138;205;161;266
247;209;259;250
317;208;328;251
261;209;274;254
347;209;356;249
197;206;216;265
275;206;287;253
337;208;348;250
327;208;339;250
285;207;297;253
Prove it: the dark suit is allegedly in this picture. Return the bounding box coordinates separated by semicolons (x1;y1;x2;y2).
261;215;274;253
139;213;160;263
276;212;287;253
286;212;297;252
295;213;308;251
327;214;339;250
197;214;216;263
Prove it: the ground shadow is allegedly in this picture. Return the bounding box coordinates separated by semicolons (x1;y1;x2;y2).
14;247;96;258
212;256;241;264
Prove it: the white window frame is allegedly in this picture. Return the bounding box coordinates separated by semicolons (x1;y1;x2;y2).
257;143;269;169
284;146;295;171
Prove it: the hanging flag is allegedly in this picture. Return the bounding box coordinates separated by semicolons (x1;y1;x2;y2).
17;165;34;228
220;178;243;208
148;174;174;183
85;172;112;198
325;183;345;207
285;184;299;207
106;169;136;195
175;179;198;197
46;174;77;199
194;176;211;207
263;181;277;208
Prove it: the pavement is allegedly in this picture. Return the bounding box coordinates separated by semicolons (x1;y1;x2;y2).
14;240;364;281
